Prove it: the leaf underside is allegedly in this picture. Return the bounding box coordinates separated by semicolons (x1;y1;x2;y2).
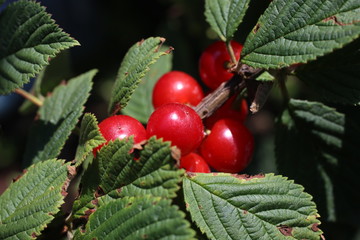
242;0;360;69
23;70;96;166
0;159;72;240
0;0;79;95
204;0;251;41
183;173;322;240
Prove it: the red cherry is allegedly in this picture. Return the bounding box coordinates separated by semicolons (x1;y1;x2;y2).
93;115;147;156
199;40;243;90
180;152;211;173
152;71;204;109
204;96;248;129
199;118;254;173
146;103;204;156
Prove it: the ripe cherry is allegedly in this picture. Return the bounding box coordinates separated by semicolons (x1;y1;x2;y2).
180;152;211;173
146;103;204;156
199;41;243;90
199;118;254;173
204;96;248;129
93;115;147;156
152;71;204;109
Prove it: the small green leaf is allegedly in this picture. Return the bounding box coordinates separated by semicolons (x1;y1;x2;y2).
108;37;171;115
0;0;79;95
23;70;96;166
74;196;195;240
276;99;360;222
183;173;322;240
256;71;275;81
296;38;360;105
204;0;251;41
0;159;73;239
242;0;360;69
122;46;173;123
74;113;106;167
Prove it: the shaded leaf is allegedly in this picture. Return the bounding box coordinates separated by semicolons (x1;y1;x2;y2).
108;37;171;115
276;99;360;222
0;0;79;95
74;113;106;167
74;196;195;240
0;159;73;239
23;70;96;166
183;173;322;240
122;46;173;123
296;38;360;105
204;0;251;41
242;0;360;69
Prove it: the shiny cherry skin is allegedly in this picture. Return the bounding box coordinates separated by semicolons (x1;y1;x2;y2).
199;40;243;90
93;115;147;156
152;71;204;109
146;103;204;156
180;152;211;173
204;96;248;129
200;118;254;173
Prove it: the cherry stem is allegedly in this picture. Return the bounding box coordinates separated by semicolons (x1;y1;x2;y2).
226;40;237;65
14;88;43;107
194;64;264;119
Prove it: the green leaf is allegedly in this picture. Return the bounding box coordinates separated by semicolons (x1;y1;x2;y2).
97;136;175;194
0;0;79;95
296;38;360;105
108;37;171;115
183;173;322;240
74;113;106;167
74;196;195;240
256;71;275;81
121;46;173;123
276;99;360;222
23;70;96;166
204;0;251;41
242;0;360;69
0;159;74;239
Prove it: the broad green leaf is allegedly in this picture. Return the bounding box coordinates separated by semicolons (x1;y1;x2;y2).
74;113;106;167
183;173;322;240
296;38;360;105
74;196;195;240
97;136;174;193
204;0;251;41
276;99;360;222
122;46;173;123
242;0;360;69
0;0;79;95
72;137;180;216
108;37;171;115
0;159;73;239
23;70;96;166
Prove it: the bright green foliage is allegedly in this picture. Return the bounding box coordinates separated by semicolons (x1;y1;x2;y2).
297;39;360;105
108;37;171;115
256;71;275;81
74;196;195;240
97;136;175;193
0;0;79;95
73;137;181;217
204;0;251;41
242;0;360;69
74;113;106;167
23;70;96;166
0;159;72;239
183;173;322;240
276;99;360;222
122;46;173;123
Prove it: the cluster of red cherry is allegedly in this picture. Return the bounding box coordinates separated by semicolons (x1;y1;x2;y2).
93;41;254;174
